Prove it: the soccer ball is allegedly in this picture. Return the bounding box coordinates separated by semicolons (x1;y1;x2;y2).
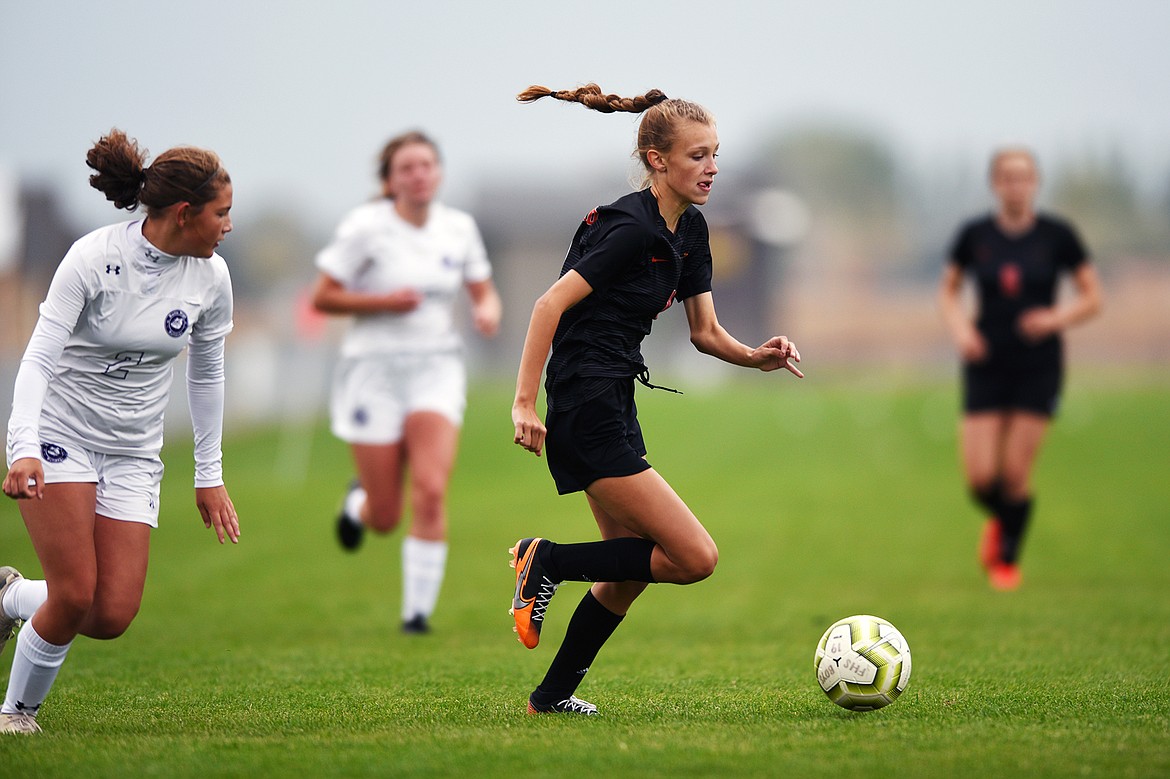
813;614;912;711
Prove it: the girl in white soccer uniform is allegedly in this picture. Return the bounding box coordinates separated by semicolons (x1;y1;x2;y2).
312;130;500;635
0;130;238;734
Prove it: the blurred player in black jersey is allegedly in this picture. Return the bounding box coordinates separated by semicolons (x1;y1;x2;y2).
508;84;803;715
939;148;1102;591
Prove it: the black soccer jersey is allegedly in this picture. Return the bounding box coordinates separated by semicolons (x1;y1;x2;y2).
949;213;1088;364
545;188;714;411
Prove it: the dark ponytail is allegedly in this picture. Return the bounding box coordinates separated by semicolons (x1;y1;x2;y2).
86;128;229;217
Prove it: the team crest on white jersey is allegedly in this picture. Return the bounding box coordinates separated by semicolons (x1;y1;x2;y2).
165;309;189;337
41;443;68;463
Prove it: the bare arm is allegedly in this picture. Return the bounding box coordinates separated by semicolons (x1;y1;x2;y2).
1018;263;1103;342
512;270;594;457
683;292;802;377
938;262;987;362
466;278;502;337
309;271;422;315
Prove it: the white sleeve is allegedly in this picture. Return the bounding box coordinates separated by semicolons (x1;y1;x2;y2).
186;264;233;488
6;246;90;462
186;334;226;488
315;208;371;285
6;317;72;462
462;217;492;284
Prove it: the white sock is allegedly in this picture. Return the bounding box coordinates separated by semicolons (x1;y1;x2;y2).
1;622;72;716
401;537;447;621
344;486;367;526
3;578;49;621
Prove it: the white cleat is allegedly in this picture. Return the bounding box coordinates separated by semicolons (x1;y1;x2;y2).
0;712;41;734
0;566;24;656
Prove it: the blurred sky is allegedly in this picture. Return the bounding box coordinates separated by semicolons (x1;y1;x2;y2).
2;0;1169;234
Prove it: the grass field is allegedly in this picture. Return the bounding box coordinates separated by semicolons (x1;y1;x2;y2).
2;373;1168;777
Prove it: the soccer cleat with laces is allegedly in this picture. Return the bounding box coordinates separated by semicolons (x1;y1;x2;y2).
509;538;558;649
0;566;24;656
336;479;365;551
0;712;41;734
527;695;599;716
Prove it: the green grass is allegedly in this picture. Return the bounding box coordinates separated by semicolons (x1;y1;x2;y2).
2;374;1169;777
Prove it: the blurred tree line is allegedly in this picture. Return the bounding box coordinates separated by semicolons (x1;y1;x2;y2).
4;121;1167;372
758;123;1169;280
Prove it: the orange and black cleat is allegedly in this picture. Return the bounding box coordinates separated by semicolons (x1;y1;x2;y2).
509;537;558;649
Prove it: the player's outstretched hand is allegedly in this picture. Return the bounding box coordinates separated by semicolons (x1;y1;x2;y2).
753;336;804;378
1;457;44;500
196;485;240;545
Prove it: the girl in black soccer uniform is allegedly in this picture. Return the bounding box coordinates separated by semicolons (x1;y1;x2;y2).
508;84;802;715
939;147;1102;591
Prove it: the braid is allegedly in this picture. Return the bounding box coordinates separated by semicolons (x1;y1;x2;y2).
517;83;668;115
519;81;714;190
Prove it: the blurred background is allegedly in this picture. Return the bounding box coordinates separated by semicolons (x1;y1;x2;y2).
2;0;1167;432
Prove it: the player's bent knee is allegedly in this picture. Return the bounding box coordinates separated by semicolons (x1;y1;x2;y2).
999;471;1030;499
86;613;136;640
678;544;719;584
365;506;403;534
967;475;999;497
50;587;97;627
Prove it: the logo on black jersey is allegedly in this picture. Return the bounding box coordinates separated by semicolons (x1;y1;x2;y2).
584;209;599;225
41;443;68;464
165;309;190;338
999;263;1022;298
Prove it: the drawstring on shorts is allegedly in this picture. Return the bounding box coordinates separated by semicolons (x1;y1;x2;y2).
636;369;682;395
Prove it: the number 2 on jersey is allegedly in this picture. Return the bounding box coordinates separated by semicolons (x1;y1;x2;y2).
104;351;145;380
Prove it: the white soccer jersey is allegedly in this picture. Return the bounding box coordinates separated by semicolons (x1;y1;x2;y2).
6;220;233;483
315;200;492;357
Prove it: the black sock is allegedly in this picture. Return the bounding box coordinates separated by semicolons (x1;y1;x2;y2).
972;480;1004;517
531;590;624;706
998;496;1033;564
546;538;656;584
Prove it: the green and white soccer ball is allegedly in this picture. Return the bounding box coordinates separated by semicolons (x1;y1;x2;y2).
813;614;912;711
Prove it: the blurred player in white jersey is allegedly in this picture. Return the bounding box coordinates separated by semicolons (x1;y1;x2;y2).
1;130;239;734
312;131;501;635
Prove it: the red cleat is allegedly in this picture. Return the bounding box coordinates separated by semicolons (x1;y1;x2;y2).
979;519;1002;571
988;562;1021;591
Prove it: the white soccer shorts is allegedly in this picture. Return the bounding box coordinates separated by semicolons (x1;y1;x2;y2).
329;351;467;444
